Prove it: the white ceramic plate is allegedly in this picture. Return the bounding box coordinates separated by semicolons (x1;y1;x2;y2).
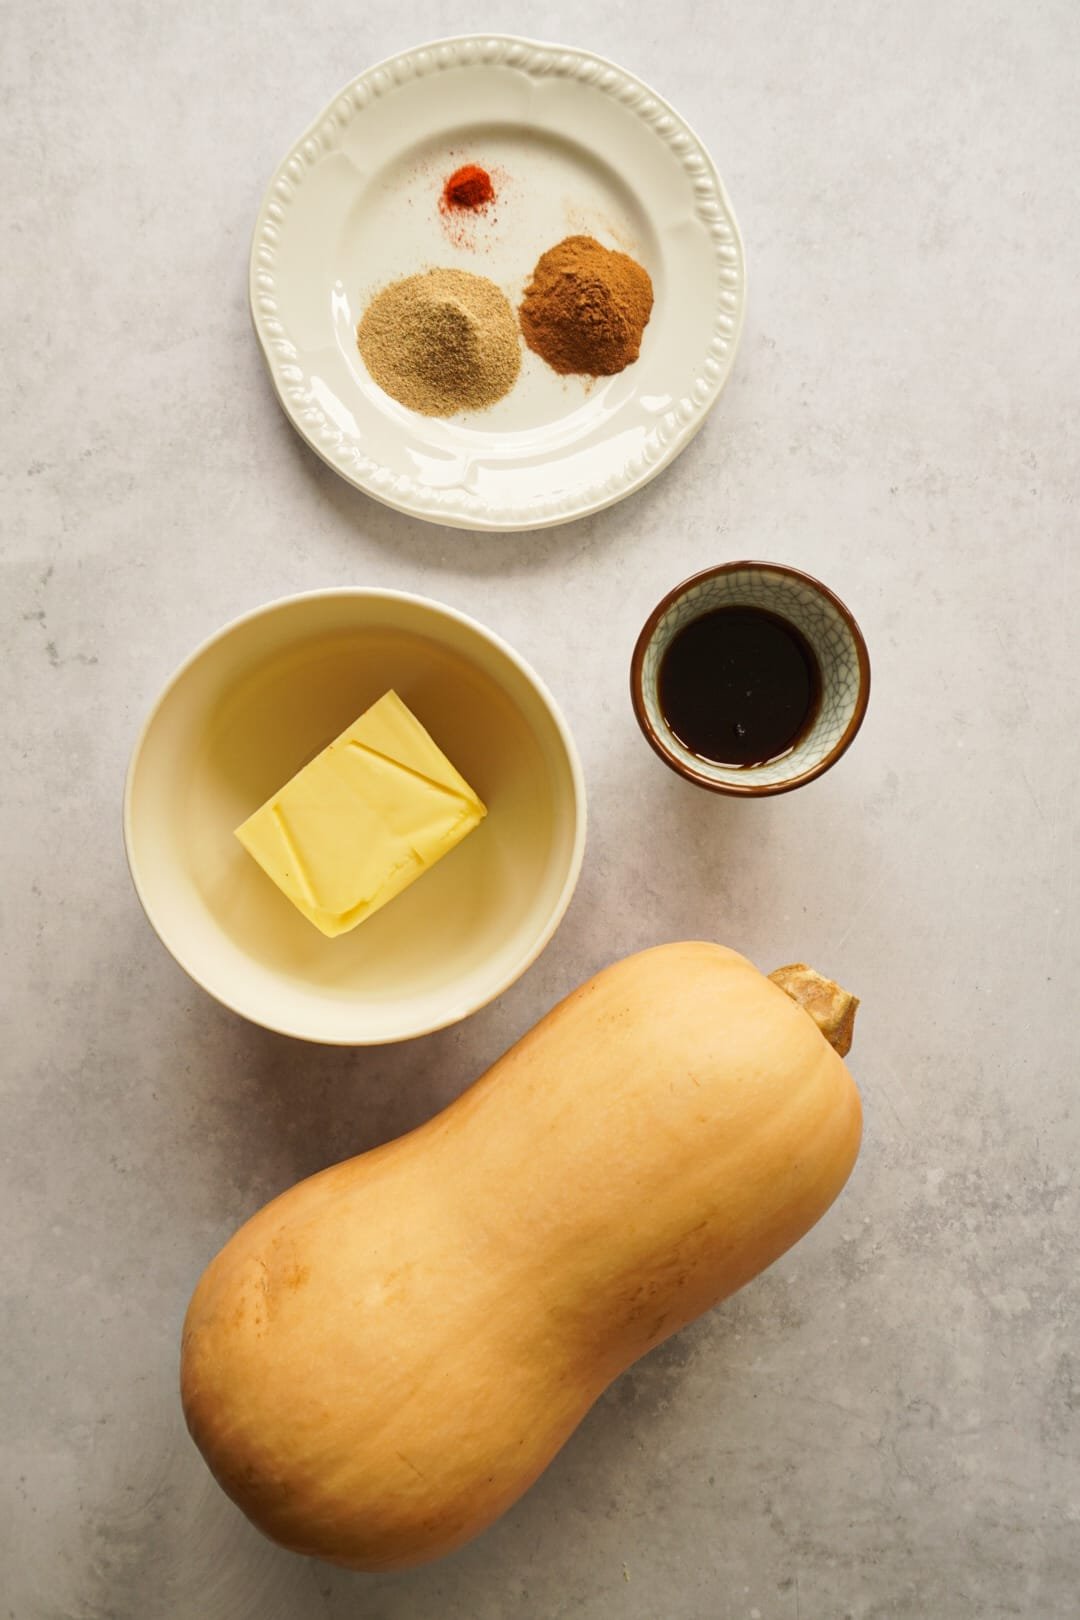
250;34;746;532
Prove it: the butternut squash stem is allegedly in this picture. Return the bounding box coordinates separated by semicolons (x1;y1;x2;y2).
768;964;859;1058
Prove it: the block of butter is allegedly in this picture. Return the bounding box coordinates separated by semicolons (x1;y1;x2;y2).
235;690;486;938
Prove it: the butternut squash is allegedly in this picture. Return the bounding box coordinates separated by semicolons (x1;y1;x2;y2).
181;943;861;1570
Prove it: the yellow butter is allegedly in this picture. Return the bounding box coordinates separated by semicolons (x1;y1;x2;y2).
235;691;486;938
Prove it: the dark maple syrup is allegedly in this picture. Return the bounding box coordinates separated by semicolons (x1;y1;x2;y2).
658;606;820;768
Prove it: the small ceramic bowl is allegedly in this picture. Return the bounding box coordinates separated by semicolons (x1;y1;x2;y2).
631;562;870;795
124;589;586;1045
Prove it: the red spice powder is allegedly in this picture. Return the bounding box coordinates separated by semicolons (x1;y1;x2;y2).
442;164;495;212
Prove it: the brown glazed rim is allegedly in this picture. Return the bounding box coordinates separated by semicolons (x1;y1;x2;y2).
629;561;872;797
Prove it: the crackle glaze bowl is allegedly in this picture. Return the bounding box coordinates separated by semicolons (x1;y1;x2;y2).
631;562;871;795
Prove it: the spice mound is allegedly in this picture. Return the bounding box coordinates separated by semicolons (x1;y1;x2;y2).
357;268;521;418
441;164;495;213
519;235;654;377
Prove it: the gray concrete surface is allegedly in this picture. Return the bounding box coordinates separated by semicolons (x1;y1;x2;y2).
4;2;1078;1615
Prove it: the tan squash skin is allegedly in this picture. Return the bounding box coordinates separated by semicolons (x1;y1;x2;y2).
181;943;862;1571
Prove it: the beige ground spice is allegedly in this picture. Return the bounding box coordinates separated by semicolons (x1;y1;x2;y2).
519;235;654;377
356;268;521;417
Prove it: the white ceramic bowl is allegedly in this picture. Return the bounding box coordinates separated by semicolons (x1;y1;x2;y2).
124;590;586;1044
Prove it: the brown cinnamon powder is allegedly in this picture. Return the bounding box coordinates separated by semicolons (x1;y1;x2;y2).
519;235;654;377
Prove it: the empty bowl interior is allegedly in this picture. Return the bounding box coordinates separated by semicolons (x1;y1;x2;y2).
125;593;584;1042
638;566;866;790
